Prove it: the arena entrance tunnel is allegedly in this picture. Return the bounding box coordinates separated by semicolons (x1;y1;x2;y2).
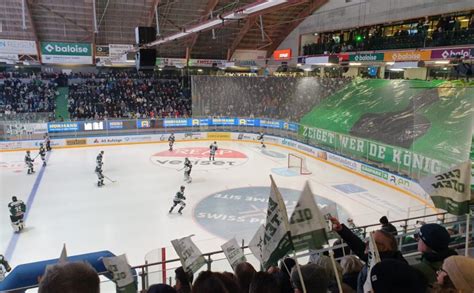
0;251;136;292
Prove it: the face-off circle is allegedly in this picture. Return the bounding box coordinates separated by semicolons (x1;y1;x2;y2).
194;186;350;242
150;147;249;170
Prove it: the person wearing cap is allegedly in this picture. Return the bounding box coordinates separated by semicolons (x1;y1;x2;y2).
433;255;474;293
413;223;457;284
370;259;428;293
330;216;407;293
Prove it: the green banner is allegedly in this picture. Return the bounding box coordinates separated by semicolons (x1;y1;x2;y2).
300;125;447;176
41;42;91;56
349;53;384;62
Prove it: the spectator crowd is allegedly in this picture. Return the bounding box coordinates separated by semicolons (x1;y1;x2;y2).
192;76;351;121
303;14;474;55
67;77;190;120
33;217;474;293
0;78;57;117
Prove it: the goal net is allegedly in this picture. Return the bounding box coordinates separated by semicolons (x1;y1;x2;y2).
288;153;312;175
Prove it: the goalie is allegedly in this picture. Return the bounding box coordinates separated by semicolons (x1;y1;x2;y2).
8;196;26;232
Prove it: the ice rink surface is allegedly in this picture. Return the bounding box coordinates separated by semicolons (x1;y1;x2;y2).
0;140;433;268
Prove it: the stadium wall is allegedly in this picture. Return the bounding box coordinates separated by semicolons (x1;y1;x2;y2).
0;131;431;207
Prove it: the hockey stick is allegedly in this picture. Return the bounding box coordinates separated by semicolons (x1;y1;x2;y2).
177;167;185;172
33;153;40;160
104;175;117;183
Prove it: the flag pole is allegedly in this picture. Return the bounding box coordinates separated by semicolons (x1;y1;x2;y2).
292;250;307;293
465;211;471;257
329;249;343;293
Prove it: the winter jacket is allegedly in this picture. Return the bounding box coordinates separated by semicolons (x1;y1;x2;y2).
412;249;458;284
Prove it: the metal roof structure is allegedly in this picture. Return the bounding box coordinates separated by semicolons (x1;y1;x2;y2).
1;0;327;60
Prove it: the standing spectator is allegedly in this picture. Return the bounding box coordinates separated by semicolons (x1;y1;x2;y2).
413;223;457;284
432;255;474;293
329;216;406;293
290;264;329;293
38;262;100;293
174;266;193;293
340;255;363;291
370;259;428;293
379;216;398;236
234;262;256;293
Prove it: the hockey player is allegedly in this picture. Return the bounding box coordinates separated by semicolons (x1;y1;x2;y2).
209;141;218;161
0;254;12;282
184;164;192;183
169;186;186;215
95;163;105;187
25;150;34;174
39;143;46;166
168;133;175;151
257;132;266;148
8;196;26;232
184;157;191;168
44;133;51;151
97;150;104;166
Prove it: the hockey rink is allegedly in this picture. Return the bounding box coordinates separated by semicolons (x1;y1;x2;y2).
0;140;434;269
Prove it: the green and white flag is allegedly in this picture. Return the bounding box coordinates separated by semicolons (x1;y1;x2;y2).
221;238;247;271
289;182;329;251
171;235;206;273
260;175;293;269
58;243;68;264
249;224;266;264
420;161;472;215
102;254;135;288
363;232;381;292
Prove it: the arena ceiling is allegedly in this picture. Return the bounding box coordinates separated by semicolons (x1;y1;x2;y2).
0;0;327;59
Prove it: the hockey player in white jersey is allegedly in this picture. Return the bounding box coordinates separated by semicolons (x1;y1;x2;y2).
0;254;11;282
39;143;46;166
8;196;26;232
257;132;266;148
168;133;175;151
184;164;192;183
169;186;186;215
95;163;105;187
97;150;104;165
209;141;218;161
25;150;35;174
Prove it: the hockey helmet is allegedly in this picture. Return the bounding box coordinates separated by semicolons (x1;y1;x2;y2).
40;143;44;146
180;185;185;190
347;218;353;223
100;150;104;154
26;150;30;154
12;196;17;202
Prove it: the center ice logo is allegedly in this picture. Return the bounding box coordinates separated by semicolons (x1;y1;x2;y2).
150;147;248;170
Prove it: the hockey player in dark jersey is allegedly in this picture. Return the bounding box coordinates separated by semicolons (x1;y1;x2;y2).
209;141;218;161
184;164;192;183
95;163;105;187
168;133;175;151
25;150;34;174
0;254;11;281
257;132;266;148
169;186;186;215
97;150;104;165
39;143;46;166
44;134;51;151
8;196;26;232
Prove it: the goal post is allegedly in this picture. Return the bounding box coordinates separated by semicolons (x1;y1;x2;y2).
288;153;312;175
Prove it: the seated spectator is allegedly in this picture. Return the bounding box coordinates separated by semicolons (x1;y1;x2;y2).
340;255;363;291
432;255;474;293
249;271;280;293
370;259;428;293
329;216;406;293
38;261;100;293
379;216;398;236
174;266;193;293
235;262;256;293
413;223;457;284
290;263;329;293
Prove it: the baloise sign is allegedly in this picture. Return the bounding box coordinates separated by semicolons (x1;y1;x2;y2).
40;42;92;64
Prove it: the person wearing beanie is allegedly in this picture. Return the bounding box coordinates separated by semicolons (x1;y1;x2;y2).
412;223;457;284
330;216;407;293
370;259;428;293
379;216;398;236
174;266;193;293
434;255;474;293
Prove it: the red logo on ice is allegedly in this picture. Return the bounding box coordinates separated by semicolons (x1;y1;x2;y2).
152;147;247;159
